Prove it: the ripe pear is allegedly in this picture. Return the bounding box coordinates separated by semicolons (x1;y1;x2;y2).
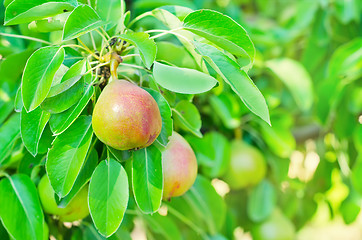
223;141;266;190
38;175;89;222
92;80;162;150
162;132;198;200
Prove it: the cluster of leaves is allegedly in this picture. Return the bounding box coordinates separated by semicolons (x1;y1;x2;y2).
0;0;272;239
0;0;361;240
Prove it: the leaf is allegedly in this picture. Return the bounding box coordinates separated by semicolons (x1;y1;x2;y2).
247;180;276;222
22;46;65;112
188;176;226;234
41;78;85;113
4;0;76;26
0;174;44;240
156;41;196;69
144;213;182;240
49;83;94;135
47;59;86;97
96;0;125;30
209;93;242;129
89;159;129;237
170;175;226;235
20;107;51;156
194;41;270;125
118;32;156;68
258;115;295;158
153;62;217;94
183;9;255;62
58;149;98;207
186;131;231;178
132;145;163;214
0;113;20;164
172;100;202;137
266;58;313;112
0;82;16;125
151;9;203;68
328;38;362;83
63;4;106;40
107;146;132;163
14;86;23;112
18;152;44;177
0;48;33;83
144;88;173;147
46;115;93;197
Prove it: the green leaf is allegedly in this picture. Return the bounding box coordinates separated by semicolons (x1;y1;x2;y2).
4;0;76;26
47;59;87;97
186;131;231;178
180;175;226;234
96;0;125;30
41;78;85;113
144;213;182;240
46;115;93;197
151;9;203;68
0;83;16;125
194;41;270;125
118;32;156;68
258;115;295;158
14;86;23;112
20;107;51;156
18;152;44;176
328;38;362;83
172;100;202;137
0;48;33;83
209;93;242;129
183;9;255;62
89;159;129;237
49;83;94;135
0;113;20;165
156;41;196;69
58;148;98;207
144;88;173;147
132;145;163;214
266;58;313;112
22;46;65;112
247;180;276;222
63;4;105;40
107;146;132;163
153;62;217;94
0;174;44;240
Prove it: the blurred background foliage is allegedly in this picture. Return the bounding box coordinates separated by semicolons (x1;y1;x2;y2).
0;0;361;239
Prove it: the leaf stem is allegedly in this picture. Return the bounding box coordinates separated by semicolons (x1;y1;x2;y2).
0;32;52;45
128;12;153;28
146;28;191;45
75;39;100;59
95;29;109;43
100;27;111;40
119;62;146;70
0;171;10;178
84;62;110;75
88;32;97;51
122;53;140;60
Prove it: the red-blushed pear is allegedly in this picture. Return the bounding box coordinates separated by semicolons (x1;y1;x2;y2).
223;141;266;190
92;80;162;150
38;175;89;222
162;132;198;200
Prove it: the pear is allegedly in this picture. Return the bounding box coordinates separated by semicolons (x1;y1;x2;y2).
38;175;89;222
92;80;162;150
162;132;198;200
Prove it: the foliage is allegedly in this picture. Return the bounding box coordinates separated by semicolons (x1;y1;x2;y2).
0;0;361;239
